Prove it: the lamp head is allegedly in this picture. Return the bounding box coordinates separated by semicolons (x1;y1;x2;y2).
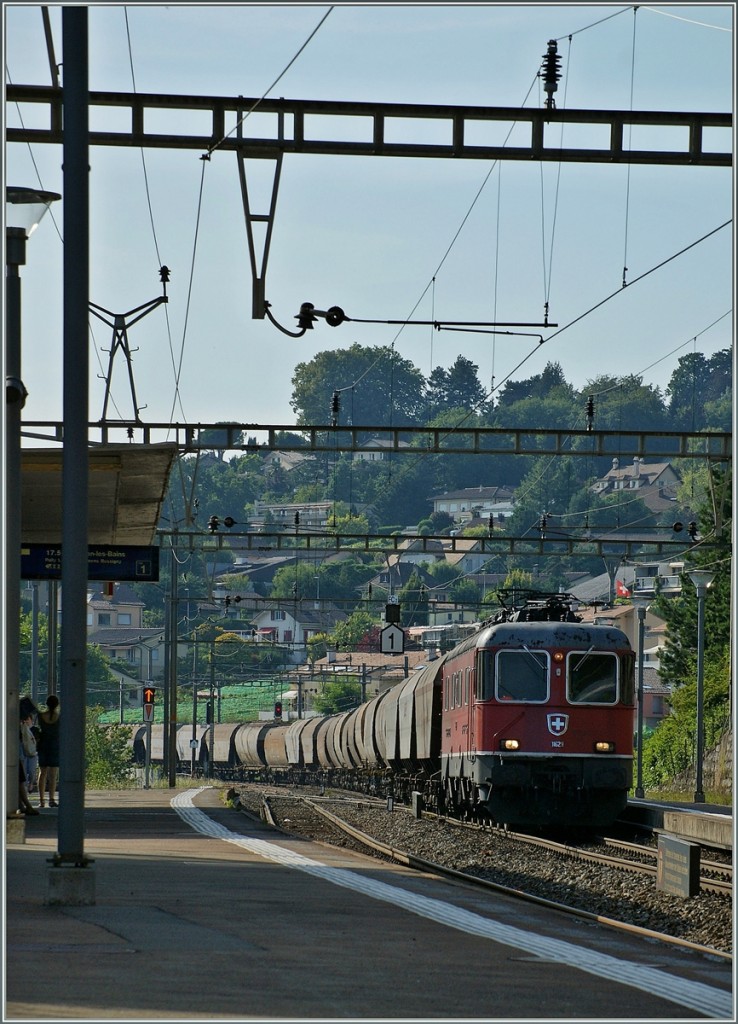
6;186;61;236
688;569;715;594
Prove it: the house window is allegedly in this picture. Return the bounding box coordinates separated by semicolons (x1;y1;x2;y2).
284;630;293;642
86;613;93;626
117;613;132;625
98;613;111;626
271;610;285;621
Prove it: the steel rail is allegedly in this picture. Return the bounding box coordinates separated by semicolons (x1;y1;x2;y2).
299;798;731;959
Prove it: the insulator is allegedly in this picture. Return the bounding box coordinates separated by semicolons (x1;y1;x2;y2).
488;514;494;534
585;395;595;431
688;521;698;540
207;515;220;533
331;390;341;426
540;39;561;109
159;265;171;283
294;511;300;527
296;302;317;330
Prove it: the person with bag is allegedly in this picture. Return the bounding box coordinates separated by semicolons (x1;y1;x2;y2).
37;694;61;809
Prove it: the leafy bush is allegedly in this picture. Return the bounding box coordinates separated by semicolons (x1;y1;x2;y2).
86;710;135;788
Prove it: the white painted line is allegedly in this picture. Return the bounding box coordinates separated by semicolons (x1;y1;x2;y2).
173;789;732;1020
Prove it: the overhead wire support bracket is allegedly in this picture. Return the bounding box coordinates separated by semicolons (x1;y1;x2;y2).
236;100;284;320
281;302;558;334
89;267;170;422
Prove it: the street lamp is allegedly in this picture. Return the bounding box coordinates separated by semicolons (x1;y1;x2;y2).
688;569;715;803
630;594;650;799
6;186;60;819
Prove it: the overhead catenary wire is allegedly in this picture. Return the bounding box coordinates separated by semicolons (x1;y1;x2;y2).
203;6;334;159
621;6;639;289
122;7;188;432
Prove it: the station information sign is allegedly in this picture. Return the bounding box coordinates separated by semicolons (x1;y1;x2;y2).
20;544;159;581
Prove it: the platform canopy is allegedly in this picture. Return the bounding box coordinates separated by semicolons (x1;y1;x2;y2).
21;444;177;545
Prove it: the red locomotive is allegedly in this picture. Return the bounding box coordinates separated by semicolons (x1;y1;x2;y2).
440;592;636;827
135;592;635;831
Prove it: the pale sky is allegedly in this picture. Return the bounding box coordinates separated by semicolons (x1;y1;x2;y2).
4;3;734;437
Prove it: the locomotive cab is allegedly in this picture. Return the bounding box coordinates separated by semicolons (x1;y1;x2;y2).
441;611;636;829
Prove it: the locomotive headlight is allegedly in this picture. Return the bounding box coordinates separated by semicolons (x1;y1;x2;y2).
553;652;564;662
501;739;520;751
594;741;615;753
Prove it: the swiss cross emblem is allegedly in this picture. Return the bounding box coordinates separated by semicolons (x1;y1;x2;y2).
547;713;569;736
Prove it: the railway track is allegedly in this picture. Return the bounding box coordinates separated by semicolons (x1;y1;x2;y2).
233;782;732;957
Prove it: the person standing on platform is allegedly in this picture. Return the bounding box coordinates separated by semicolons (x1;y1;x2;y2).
19;710;40;816
19;696;39;791
37;694;61;808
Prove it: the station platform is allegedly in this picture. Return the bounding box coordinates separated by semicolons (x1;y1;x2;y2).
5;786;733;1021
625;798;733;851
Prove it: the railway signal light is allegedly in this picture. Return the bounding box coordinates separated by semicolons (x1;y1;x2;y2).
142;685;156;705
205;701;214;724
385;601;401;624
274;700;283;719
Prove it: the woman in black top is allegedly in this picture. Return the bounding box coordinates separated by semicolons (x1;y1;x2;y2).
37;695;60;808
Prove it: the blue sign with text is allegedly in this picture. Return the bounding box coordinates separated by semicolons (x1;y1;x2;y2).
21;544;159;581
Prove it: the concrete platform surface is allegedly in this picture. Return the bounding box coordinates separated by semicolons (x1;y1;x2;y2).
5;785;733;1022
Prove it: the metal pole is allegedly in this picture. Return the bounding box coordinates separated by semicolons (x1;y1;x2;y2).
5;225;25;816
31;582;39;706
47;581;58;696
635;605;645;798
191;631;197;777
144;721;151;790
209;642;215;780
58;5;89;866
167;546;178;787
694;588;706;803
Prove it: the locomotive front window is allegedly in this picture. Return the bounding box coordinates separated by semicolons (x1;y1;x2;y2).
567;651;618;704
495;649;549;702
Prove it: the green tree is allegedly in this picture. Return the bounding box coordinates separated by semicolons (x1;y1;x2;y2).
312;679;362;715
651;468;731;689
579;374;667;432
496;361;574;407
642;648;731;788
665;348;732;430
426;355;489;417
397;570;429;627
330;611;377;650
290;343;427;427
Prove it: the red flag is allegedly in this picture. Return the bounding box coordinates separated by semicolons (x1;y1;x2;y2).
615;579;631;597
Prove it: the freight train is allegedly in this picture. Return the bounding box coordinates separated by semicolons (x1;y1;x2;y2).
134;594;636;828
